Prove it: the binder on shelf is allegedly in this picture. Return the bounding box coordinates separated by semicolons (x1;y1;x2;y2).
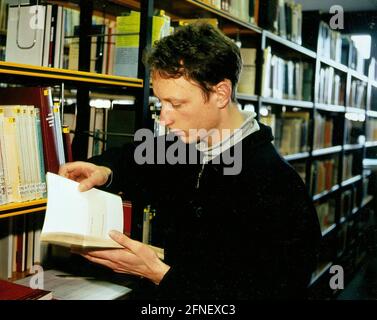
5;4;48;66
5;4;65;68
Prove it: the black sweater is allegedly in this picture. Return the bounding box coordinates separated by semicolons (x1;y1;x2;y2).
89;122;322;300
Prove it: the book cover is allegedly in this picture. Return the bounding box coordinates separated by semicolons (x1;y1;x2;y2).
5;5;47;66
0;279;52;300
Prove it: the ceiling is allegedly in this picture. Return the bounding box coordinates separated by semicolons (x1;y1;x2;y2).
300;0;377;12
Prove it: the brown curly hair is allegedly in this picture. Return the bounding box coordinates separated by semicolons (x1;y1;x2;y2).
145;22;242;102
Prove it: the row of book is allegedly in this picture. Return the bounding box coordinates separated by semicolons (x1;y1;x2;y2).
6;4;65;69
0;87;66;205
313;113;334;150
314;178;371;236
67;21;116;75
259;0;302;45
260;110;309;155
0;105;46;204
260;109;361;155
199;0;259;25
67;9;172;77
4;4;172;77
0;214;45;280
317;21;365;75
349;79;367;109
317;66;346;106
62;94;136;159
311;158;338;196
261;47;313;101
317;21;349;65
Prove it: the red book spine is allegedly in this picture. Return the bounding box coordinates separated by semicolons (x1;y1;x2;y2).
122;201;132;237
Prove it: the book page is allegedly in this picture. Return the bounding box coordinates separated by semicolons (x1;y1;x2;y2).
41;172;123;245
15;269;131;300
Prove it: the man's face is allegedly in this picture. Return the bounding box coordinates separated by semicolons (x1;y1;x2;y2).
152;73;221;144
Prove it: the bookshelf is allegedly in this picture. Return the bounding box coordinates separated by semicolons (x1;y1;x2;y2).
0;0;375;299
0;199;47;219
0;0;144;282
0;61;143;87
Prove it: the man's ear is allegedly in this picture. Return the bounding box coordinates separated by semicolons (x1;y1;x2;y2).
214;80;232;109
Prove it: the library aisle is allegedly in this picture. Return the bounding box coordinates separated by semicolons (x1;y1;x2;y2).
1;0;377;301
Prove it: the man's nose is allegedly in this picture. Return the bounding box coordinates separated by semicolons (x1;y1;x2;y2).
159;104;173;127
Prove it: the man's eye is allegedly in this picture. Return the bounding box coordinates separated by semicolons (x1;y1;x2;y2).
172;104;181;108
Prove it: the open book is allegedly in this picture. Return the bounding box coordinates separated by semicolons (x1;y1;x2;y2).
41;172;164;259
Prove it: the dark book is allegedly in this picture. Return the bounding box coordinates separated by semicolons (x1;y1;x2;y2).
62;125;73;162
74;24;106;73
0;279;52;300
48;4;58;68
301;11;322;51
258;0;279;34
123;201;132;237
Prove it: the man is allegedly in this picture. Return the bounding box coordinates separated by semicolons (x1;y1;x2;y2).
59;23;321;299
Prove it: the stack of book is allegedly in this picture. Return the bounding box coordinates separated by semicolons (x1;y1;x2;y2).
317;66;345;106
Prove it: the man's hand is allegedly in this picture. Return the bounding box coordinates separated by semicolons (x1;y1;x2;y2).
58;161;112;192
76;230;170;285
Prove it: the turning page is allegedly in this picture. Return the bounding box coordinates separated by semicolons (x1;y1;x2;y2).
41;172;123;248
